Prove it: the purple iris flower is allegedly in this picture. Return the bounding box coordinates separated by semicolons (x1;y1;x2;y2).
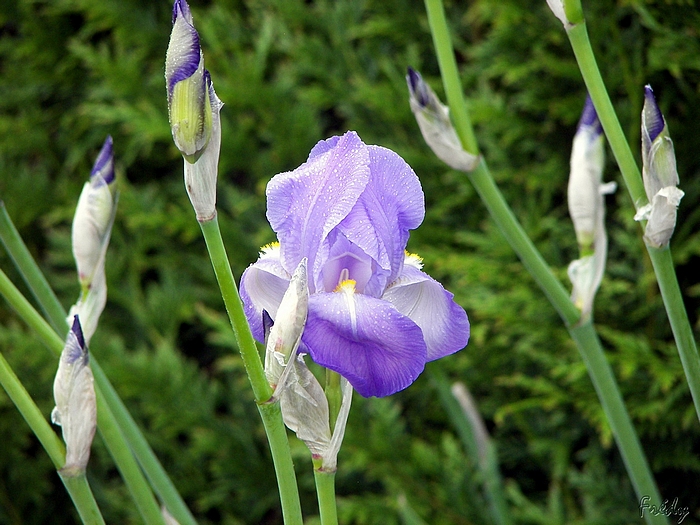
241;131;470;397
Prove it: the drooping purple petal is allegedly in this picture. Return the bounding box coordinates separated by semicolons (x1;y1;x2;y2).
266;132;370;282
382;260;469;361
239;246;292;341
304;288;427;397
90;136;115;186
165;0;201;97
337;145;425;282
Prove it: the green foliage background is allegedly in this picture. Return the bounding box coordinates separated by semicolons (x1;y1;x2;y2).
1;0;699;523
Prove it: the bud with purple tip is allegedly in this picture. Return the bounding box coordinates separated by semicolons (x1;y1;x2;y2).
51;316;97;475
406;67;479;172
634;86;684;248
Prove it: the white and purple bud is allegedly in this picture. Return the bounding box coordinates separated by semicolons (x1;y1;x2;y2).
567;97;615;319
70;136;117;343
71;136;117;294
51;316;97;475
406;67;479;172
165;0;223;222
634;86;684;248
264;259;309;388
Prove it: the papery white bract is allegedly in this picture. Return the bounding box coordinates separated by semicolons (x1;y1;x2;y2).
52;316;97;475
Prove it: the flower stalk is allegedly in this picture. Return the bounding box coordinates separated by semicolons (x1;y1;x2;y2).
421;0;666;521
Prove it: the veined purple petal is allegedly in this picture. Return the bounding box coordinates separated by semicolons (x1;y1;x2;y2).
240;245;292;341
304;287;427;397
319;231;382;295
308;135;341;160
337;144;425;281
643;85;665;142
577;96;602;137
266;132;370;282
90;136;114;186
382;261;469;361
165;0;201;97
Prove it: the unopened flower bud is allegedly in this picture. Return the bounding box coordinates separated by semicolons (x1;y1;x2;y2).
70;137;117;343
634;86;684;248
567;97;615;319
52;316;97;475
406;67;479;172
165;0;223;222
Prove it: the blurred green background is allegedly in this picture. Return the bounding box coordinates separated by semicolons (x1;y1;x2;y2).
1;0;699;523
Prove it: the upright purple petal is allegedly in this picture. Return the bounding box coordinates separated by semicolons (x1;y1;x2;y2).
266;132;370;282
643;85;665;142
304;287;427;397
337;145;425;281
383;260;469;361
577;95;603;138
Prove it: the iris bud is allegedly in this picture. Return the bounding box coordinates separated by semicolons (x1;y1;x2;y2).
634;86;684;248
51;316;97;475
406;67;479;172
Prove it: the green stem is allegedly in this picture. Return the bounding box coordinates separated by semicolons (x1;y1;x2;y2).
0;210;198;525
0;352;106;525
0;201;67;334
94;394;167;525
0;352;65;468
325;369;342;433
60;473;107;525
423;1;667;521
568;322;666;525
0;268;166;525
313;466;338;525
199;217;303;525
565;23;646;208
566;20;700;424
648;247;700;419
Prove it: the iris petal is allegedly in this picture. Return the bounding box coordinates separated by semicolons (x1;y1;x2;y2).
266;132;371;282
304;290;427;397
338;145;425;281
383;263;469;361
240;247;291;341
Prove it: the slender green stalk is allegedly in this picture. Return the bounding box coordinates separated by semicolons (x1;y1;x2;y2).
0;352;66;467
199;217;303;525
0;352;105;525
0;208;198;525
313;464;338;525
0;202;67;334
565;19;700;424
94;394;167;525
423;1;667;521
568;322;666;524
0;268;166;525
325;369;342;432
60;473;107;525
